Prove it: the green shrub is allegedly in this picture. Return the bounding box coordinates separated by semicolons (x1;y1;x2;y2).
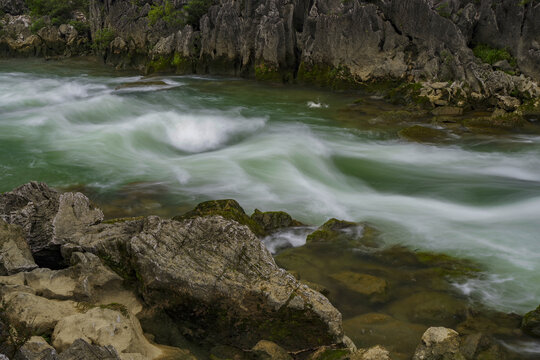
30;17;46;33
147;0;214;29
436;2;451;18
26;0;89;25
183;0;213;28
148;0;182;27
69;20;90;35
473;44;517;67
92;27;115;51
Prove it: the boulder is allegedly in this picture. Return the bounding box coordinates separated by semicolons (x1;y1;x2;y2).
14;336;58;360
173;199;266;236
352;346;391;360
251;340;292;360
0;220;37;275
306;219;379;247
521;305;540;337
251;209;304;234
57;339;121;360
398;126;448;143
0;291;78;334
431;107;463;116
128;215;344;350
52;307;161;359
412;327;462;360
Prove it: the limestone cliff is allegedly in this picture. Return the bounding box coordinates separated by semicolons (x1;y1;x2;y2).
1;0;539;105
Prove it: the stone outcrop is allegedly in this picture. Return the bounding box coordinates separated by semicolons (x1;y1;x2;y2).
0;182;103;268
521;304;540;337
0;183;346;353
0;220;37;275
52;307;161;358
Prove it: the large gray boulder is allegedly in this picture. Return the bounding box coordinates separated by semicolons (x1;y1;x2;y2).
127;215;343;350
0;220;37;275
57;339;121;360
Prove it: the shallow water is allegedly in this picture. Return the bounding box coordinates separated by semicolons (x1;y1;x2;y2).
1;58;540;319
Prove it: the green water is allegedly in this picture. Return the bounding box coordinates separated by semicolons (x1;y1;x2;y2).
1;58;540;321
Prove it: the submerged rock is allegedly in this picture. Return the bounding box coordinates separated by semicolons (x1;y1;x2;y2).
398;125;448;143
251;340;292;360
330;272;389;304
306;218;380;247
412;327;461;360
251;209;304;234
0;220;37;275
521;305;540;337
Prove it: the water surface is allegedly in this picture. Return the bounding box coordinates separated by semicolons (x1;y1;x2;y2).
1;58;540;317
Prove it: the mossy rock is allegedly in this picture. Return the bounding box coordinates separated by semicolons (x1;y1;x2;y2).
306;218;380;248
398;125;447;143
308;348;350;360
521;305;540;337
251;209;304;234
330;272;389;303
173;199;266;237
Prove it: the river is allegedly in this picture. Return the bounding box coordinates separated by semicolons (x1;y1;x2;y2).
1;58;540;321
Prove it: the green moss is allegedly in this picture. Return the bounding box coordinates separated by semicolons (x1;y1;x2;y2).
473;44;517;68
173;199;266;237
463;113;526;131
254;62;283;82
316;349;350;360
297;62;357;90
30;17;46;34
436;2;451;18
148;55;173;73
92;28;115;52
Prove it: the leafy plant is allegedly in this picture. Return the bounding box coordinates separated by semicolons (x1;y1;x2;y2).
92;27;115;51
69;20;90;35
30;17;46;33
148;0;182;27
436;2;451;18
183;0;213;28
26;0;89;25
147;0;214;29
473;44;517;67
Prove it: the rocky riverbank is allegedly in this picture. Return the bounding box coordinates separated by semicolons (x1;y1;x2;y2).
1;0;540;117
1;182;539;359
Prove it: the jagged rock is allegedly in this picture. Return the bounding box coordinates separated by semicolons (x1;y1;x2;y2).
251;209;304;234
251;340;292;360
412;327;462;360
0;182;103;268
22;252;142;314
128;215;343;350
496;95;521;111
57;339;121;360
0;220;37;275
521;305;540;337
14;336;58;360
52;307;161;359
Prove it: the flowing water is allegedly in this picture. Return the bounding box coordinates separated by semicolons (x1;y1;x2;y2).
1;58;540;321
